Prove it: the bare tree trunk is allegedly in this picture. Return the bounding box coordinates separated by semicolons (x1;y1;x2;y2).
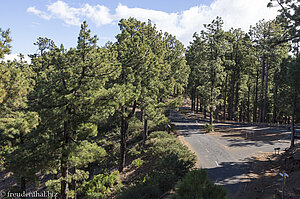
290;89;297;148
247;85;251;122
259;54;266;122
196;94;199;113
210;85;213;125
19;134;26;198
253;69;259;122
140;109;144;122
119;101;136;172
262;56;269;123
223;73;228;120
272;84;278;123
229;74;235;120
71;167;77;199
119;114;128;172
210;107;213;125
234;80;240;121
191;90;195;112
61;107;71;199
20;177;26;198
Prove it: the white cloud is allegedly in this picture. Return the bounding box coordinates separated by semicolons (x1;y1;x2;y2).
28;1;113;27
82;4;113;26
47;1;82;26
2;54;31;63
115;4;181;34
27;6;51;20
27;0;279;45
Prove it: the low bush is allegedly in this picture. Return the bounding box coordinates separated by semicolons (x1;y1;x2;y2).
131;158;144;168
172;169;227;199
118;131;196;199
204;123;214;133
77;171;122;199
148;131;196;177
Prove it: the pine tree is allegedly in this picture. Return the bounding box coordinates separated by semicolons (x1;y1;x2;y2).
199;17;226;125
0;29;39;192
29;22;120;198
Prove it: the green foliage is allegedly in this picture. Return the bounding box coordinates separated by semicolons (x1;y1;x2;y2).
118;182;161;199
172;169;227;199
69;140;107;168
0;28;11;58
0;34;40;189
27;21;122;197
77;171;122;199
147;131;196;176
204;124;214;133
128;144;142;158
187;17;226;124
119;131;196;199
131;158;144;168
128;117;143;138
45;179;61;195
1;14;296;199
268;0;299;53
288;56;300;93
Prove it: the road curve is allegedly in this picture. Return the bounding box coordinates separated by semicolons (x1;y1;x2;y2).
170;110;290;198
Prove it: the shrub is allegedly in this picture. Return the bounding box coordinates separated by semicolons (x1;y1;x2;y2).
148;115;169;132
118;182;161;199
131;158;144;168
147;131;196;177
77;171;122;199
128;117;143;135
119;131;197;199
128;144;142;158
204;124;214;133
172;169;227;199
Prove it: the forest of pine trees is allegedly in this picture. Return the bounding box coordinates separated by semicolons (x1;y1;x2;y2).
187;0;299;147
0;0;299;198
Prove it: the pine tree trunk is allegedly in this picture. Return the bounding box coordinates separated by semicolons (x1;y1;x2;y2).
262;56;269;123
193;94;196;112
259;55;266;122
272;84;278;123
247;85;251;122
253;69;259;122
19;134;26;197
196;94;199;113
215;96;219;120
119;114;128;172
204;109;207;119
119;101;136;172
191;95;194;112
61;119;70;199
20;177;26;198
209;85;213;125
71;167;77;199
210;107;213;125
61;157;68;199
229;74;235;120
234;81;240;121
224;73;228;120
290;89;297;148
140;109;144;122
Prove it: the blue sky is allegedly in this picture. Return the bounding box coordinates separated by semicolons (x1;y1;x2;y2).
1;0;279;61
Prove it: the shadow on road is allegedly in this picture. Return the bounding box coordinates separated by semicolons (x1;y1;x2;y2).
215;127;290;148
